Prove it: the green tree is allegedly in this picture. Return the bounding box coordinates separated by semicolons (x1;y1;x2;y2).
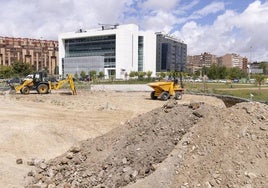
159;72;166;80
89;70;97;80
137;71;146;79
218;66;227;79
259;62;268;75
80;70;86;79
254;74;266;93
129;71;136;79
146;71;152;79
207;64;218;80
98;71;105;79
11;61;34;77
0;65;12;78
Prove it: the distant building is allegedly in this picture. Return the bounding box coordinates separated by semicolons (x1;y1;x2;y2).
221;53;245;69
0;37;58;74
58;24;187;79
187;52;217;73
155;32;187;72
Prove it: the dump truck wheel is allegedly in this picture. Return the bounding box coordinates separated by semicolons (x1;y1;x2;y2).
174;92;182;100
150;91;157;100
160;91;170;101
21;87;30;94
37;84;48;94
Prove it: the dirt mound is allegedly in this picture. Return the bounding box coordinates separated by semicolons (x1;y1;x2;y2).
26;100;268;188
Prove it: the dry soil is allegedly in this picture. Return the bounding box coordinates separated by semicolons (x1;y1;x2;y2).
0;90;267;188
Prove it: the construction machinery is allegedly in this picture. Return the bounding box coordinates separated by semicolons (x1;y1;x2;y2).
9;71;77;95
148;79;184;101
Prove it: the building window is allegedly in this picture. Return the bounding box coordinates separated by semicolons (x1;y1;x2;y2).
64;35;116;68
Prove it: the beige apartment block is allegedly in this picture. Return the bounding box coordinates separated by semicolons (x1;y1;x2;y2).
187;52;217;73
222;53;245;69
0;37;58;74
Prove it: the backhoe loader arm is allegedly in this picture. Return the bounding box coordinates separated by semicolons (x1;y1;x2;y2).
51;74;77;95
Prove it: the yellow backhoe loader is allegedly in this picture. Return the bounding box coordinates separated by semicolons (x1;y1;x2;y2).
9;71;77;95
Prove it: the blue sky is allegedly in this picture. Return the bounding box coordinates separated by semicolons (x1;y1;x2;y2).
0;0;267;61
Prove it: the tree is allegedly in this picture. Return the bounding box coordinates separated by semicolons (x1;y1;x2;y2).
254;74;266;93
137;71;146;79
80;70;86;79
259;62;268;75
11;61;34;77
89;70;97;80
0;65;12;78
129;71;136;79
146;71;152;80
98;71;105;79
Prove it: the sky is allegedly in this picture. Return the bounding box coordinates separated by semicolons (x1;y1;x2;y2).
1;0;268;61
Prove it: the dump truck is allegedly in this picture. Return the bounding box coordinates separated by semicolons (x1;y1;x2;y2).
148;79;184;101
8;71;77;95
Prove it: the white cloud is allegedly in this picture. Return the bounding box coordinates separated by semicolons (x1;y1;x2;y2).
175;0;268;61
142;0;179;12
0;0;128;39
0;0;268;61
191;1;225;18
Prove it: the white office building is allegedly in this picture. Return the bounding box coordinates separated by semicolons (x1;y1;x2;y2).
58;24;157;79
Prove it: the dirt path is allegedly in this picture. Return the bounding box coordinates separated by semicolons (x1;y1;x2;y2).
0;91;225;187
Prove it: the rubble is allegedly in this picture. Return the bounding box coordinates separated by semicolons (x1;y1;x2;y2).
26;101;268;187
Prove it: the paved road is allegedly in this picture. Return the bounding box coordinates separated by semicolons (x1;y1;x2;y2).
91;84;154;92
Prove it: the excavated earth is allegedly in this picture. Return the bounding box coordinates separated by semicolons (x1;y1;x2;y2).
26;99;268;188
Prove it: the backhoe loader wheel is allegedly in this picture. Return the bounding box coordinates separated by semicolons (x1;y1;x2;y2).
174;92;182;100
21;87;30;94
37;84;48;94
150;91;157;100
160;91;170;101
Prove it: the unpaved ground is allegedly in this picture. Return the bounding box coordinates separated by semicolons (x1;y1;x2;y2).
25;99;268;188
0;90;225;188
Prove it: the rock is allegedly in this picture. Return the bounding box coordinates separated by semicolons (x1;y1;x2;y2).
163;100;177;109
66;152;74;159
47;184;56;188
189;102;203;110
39;162;47;170
245;171;257;179
28;183;48;188
16;158;23;164
130;170;138;179
259;125;267;131
122;157;127;164
193;111;203;118
63;183;71;188
69;146;81;153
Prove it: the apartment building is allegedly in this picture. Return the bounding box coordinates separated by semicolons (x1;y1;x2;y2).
187;52;217;73
0;37;58;74
221;53;244;69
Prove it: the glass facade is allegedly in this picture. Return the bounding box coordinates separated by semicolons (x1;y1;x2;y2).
64;35;116;68
138;36;144;72
156;34;187;72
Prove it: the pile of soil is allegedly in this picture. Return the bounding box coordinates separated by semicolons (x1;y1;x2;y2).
26;100;268;188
